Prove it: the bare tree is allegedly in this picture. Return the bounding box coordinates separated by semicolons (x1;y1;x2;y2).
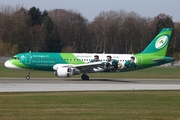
48;9;88;52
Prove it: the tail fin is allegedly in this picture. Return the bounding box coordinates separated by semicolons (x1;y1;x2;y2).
141;28;172;56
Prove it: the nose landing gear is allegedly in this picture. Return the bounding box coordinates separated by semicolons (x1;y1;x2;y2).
26;70;30;80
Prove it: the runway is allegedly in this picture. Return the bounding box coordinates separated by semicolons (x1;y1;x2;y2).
0;78;180;92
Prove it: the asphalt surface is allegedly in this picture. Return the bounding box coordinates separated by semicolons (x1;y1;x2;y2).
0;78;180;92
0;57;10;62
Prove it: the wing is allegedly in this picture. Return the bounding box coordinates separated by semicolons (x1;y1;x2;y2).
72;62;105;73
53;62;105;73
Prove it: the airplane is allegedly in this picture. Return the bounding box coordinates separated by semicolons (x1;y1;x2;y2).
4;28;175;80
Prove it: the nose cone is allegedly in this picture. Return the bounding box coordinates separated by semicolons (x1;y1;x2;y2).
4;60;19;69
4;60;11;68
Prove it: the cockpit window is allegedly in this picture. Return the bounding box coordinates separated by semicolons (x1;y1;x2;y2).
11;56;19;60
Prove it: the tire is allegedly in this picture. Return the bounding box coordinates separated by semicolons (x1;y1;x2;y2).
81;75;89;80
26;76;30;80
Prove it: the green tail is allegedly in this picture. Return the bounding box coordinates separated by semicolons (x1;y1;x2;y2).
141;28;172;56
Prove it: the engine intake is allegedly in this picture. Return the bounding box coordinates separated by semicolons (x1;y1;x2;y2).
54;67;73;78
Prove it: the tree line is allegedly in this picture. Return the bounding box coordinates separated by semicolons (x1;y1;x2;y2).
0;5;180;59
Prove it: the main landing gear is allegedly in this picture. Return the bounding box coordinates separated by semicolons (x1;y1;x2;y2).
26;70;30;80
81;73;89;80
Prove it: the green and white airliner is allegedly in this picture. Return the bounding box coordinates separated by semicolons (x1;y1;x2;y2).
4;28;175;80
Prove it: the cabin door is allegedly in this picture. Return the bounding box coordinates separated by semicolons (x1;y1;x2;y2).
25;54;31;64
137;56;142;66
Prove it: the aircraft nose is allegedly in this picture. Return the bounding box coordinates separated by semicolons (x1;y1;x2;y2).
4;60;22;69
4;60;12;68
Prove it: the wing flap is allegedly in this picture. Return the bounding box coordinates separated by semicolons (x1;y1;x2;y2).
72;62;105;73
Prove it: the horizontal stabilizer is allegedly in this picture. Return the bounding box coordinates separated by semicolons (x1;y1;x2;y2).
153;57;175;63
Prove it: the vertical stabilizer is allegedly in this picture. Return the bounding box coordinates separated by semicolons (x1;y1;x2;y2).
141;28;172;56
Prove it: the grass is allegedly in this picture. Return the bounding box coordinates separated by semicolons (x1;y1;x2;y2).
0;91;180;120
1;62;180;119
0;62;180;79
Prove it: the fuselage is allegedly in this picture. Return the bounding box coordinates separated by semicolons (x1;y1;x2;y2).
4;52;175;71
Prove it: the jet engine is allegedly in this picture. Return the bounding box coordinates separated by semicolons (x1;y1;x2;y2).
54;67;73;78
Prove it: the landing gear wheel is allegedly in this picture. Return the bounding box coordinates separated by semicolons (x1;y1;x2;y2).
81;74;89;80
26;75;30;80
26;70;30;80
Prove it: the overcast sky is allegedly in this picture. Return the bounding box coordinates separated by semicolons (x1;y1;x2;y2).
0;0;179;22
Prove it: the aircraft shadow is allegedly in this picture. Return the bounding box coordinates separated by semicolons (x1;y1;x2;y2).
65;78;138;83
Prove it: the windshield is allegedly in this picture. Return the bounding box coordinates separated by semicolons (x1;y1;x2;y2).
11;56;19;60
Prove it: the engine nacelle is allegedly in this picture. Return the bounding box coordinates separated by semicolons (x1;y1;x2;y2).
54;67;73;78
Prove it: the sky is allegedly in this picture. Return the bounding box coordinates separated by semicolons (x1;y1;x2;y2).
0;0;180;22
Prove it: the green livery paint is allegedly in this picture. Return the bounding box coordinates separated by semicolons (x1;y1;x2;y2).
141;29;172;55
10;53;86;71
134;28;174;69
4;28;175;80
9;58;29;69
